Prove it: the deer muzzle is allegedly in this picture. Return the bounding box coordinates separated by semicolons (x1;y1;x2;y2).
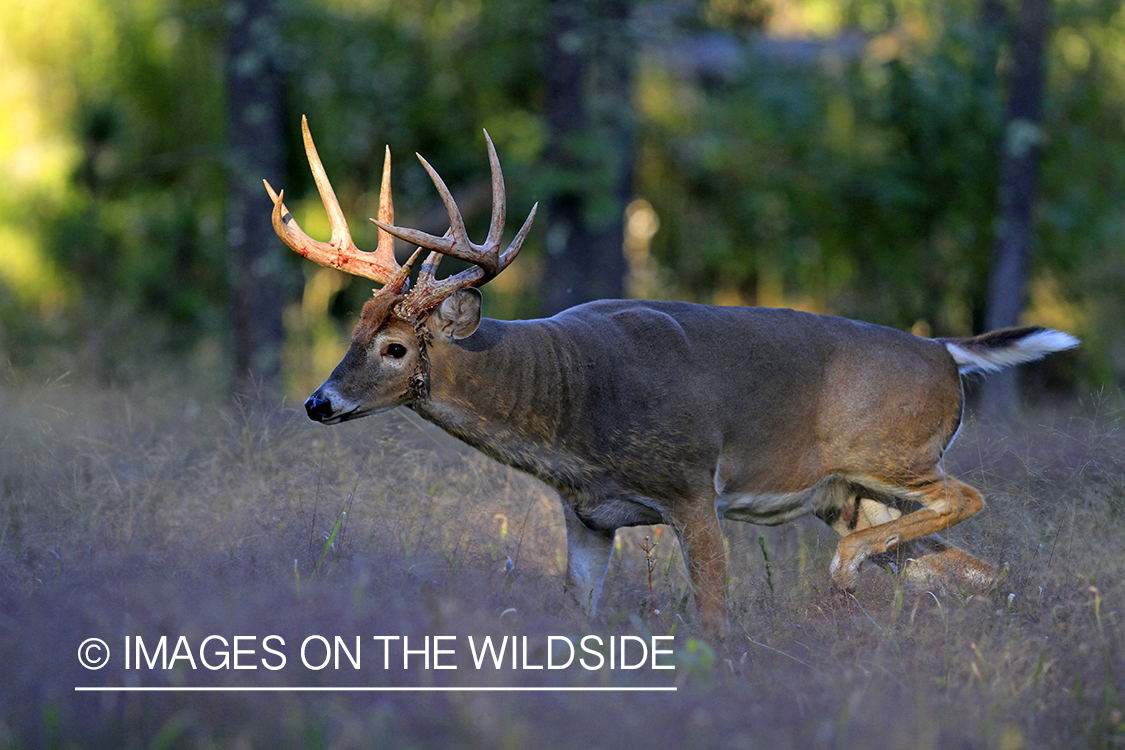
304;395;335;422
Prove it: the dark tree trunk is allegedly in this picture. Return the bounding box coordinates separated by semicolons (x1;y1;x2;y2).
982;0;1051;418
226;0;286;400
542;0;634;315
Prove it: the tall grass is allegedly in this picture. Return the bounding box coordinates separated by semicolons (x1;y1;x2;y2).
1;375;1122;749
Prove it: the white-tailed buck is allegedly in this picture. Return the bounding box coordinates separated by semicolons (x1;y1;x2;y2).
266;117;1078;635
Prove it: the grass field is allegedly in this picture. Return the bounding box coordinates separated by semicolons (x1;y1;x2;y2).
1;374;1123;749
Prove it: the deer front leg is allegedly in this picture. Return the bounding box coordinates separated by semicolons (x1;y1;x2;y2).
668;500;730;637
561;502;616;618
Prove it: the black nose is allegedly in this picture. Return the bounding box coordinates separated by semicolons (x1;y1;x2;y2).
304;395;333;422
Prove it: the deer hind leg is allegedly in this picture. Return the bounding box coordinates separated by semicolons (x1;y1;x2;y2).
899;536;1000;594
561;502;616;618
667;499;730;637
826;493;999;594
829;475;986;591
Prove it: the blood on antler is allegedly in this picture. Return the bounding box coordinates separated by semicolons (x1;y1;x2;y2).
263;116;415;293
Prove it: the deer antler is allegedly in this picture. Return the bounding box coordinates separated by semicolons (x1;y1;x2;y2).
263;116;414;293
371;130;538;318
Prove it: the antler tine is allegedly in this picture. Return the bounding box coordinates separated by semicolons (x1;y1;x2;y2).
420;153;480;267
502;201;538;268
481;129;506;256
263;116;407;289
418;248;445;282
301;115;352;251
374;145;397;269
369;155;481;268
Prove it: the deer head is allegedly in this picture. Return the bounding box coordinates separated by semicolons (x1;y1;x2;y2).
264;117;537;423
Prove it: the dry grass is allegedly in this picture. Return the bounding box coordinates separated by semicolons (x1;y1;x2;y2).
1;374;1123;749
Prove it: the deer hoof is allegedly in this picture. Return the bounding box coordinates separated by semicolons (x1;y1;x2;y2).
829;549;862;591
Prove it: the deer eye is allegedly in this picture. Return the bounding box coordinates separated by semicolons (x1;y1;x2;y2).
384;343;408;359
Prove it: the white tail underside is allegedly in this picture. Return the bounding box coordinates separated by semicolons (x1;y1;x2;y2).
944;329;1080;375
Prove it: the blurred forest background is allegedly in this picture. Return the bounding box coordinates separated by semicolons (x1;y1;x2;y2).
1;0;1121;405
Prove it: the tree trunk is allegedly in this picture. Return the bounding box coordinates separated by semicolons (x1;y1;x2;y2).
226;0;286;400
542;0;634;315
982;0;1051;418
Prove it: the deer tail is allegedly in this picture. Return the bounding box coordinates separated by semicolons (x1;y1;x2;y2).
939;327;1079;376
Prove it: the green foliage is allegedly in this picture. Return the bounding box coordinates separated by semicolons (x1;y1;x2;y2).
1;0;1122;388
274;0;546;317
0;0;227;378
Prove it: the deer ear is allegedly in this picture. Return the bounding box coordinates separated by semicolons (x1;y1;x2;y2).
429;288;482;341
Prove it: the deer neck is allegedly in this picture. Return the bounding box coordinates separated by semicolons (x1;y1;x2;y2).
407;317;569;466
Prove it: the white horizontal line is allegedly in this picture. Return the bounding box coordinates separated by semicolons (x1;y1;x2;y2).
75;686;676;693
